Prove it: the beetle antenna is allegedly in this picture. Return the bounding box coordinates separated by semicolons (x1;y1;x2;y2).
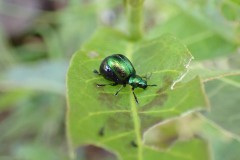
147;84;157;87
143;72;153;80
132;88;139;104
147;72;153;80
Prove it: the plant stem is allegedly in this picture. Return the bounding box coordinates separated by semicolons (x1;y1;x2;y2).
126;0;144;40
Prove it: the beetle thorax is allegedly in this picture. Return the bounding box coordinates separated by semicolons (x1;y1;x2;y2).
129;75;147;89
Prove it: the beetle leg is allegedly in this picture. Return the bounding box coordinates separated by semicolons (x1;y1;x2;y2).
115;85;125;96
110;83;118;86
142;75;147;79
93;70;101;75
132;87;139;104
96;82;117;87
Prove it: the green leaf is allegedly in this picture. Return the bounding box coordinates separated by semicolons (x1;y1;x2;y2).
220;1;240;21
13;143;68;160
67;27;208;159
0;89;30;111
144;113;211;160
182;52;240;83
0;61;68;94
168;0;239;43
198;114;240;160
148;13;237;60
144;111;240;160
182;64;240;83
58;5;97;56
204;75;240;136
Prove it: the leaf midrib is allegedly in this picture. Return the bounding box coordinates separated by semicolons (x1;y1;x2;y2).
126;43;143;160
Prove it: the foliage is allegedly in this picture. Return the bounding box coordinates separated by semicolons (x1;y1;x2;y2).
66;0;240;160
0;0;239;160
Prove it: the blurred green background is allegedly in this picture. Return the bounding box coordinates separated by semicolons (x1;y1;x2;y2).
0;0;239;160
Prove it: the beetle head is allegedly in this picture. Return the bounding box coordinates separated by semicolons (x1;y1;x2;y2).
129;75;147;89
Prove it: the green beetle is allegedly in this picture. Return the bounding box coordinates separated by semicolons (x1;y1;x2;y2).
94;54;156;103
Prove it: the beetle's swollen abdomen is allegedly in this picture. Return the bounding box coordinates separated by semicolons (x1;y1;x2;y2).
99;54;136;84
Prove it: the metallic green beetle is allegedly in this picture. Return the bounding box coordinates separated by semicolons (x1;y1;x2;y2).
94;54;156;103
